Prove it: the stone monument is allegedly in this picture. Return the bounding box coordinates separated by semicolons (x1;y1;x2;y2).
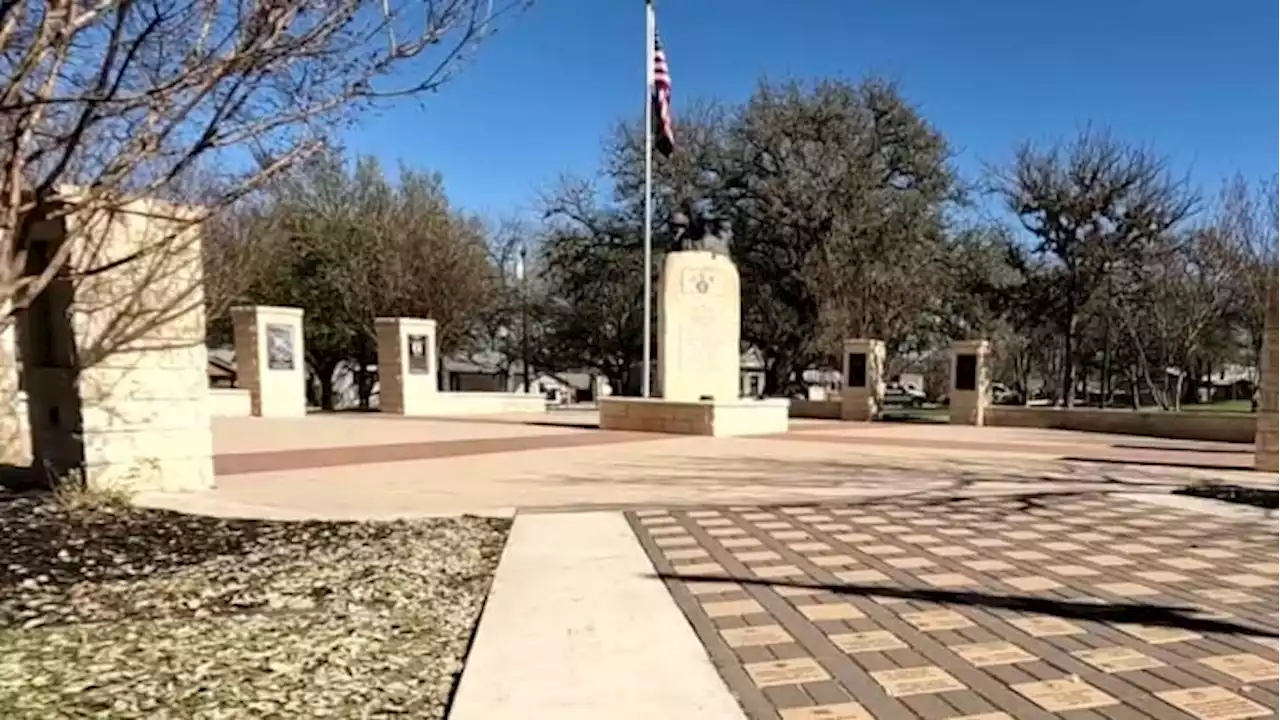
841;338;885;421
231;305;306;417
949;339;990;426
599;204;789;436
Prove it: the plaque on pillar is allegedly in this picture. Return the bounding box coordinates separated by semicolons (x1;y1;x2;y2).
847;352;868;389
266;323;295;371
955;354;977;391
407;334;431;374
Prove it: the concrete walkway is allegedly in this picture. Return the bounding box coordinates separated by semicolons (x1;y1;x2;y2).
137;415;1268;521
448;512;747;720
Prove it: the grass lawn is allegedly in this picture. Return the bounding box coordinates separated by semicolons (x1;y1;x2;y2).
1179;399;1255;413
0;495;509;719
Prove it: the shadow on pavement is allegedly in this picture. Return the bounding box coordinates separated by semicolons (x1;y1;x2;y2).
653;572;1278;638
1064;455;1255;472
1111;443;1253;455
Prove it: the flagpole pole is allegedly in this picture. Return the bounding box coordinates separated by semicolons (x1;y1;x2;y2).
641;0;654;399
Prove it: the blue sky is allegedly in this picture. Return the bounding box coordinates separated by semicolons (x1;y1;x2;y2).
350;0;1277;220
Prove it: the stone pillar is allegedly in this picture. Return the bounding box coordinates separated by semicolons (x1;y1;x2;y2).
841;339;885;421
0;303;28;466
21;197;214;492
231;305;306;417
950;339;990;426
1255;288;1278;472
375;317;438;415
658;250;741;402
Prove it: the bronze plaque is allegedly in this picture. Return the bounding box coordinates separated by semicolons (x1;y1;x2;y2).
955;353;978;391
265;323;295;371
406;333;431;374
847;352;867;388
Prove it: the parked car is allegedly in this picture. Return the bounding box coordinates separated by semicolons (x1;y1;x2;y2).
885;382;927;408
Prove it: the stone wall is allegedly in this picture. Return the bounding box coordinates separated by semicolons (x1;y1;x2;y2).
789;399;842;419
986;406;1255;444
209;388;253;418
599;397;789;437
20;197;214;492
0;307;27;466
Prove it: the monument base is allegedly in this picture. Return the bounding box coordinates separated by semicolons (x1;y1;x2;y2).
599;397;789;437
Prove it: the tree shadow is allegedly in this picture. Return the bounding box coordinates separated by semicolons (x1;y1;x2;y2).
1063;456;1255;472
1172;484;1279;510
654;571;1278;638
1111;443;1254;456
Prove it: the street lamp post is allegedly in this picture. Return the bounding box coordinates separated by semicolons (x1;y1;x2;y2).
519;244;530;395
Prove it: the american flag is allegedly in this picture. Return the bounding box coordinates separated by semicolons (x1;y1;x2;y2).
651;28;674;157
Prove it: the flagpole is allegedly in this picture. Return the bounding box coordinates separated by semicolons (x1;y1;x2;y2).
641;0;655;399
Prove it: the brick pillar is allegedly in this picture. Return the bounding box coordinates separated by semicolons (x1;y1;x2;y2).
841;339;885;421
375;317;438;415
1256;287;1278;472
950;340;990;426
231;305;306;417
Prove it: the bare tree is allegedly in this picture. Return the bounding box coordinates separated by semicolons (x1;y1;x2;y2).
989;127;1197;407
1;0;527;334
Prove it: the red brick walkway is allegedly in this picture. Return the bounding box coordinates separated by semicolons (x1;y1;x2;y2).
214;430;659;475
629;494;1279;719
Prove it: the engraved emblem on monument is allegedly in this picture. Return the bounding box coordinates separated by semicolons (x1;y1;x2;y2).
407;334;431;374
681;268;722;296
265;323;294;371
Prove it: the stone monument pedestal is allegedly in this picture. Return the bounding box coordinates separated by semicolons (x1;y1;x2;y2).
599;250;789;437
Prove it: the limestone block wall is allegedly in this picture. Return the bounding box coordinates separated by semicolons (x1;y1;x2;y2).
599;397;789;437
0;308;28;465
789;399;842;419
22;197;214;492
949;340;990;426
427;392;546;415
841;339;885;421
986;406;1256;444
231;306;306;417
375;317;437;416
1256;288;1278;471
659;251;741;402
209;388;253;418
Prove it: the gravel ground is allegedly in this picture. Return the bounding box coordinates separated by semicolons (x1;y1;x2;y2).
0;494;510;719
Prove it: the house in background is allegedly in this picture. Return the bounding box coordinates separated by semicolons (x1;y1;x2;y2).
206;346;602;409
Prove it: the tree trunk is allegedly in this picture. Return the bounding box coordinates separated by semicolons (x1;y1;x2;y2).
310;357;341;411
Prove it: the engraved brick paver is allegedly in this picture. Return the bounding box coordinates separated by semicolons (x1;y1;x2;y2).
627;492;1278;719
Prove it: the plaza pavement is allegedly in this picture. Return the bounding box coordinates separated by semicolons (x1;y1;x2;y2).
137;412;1278;719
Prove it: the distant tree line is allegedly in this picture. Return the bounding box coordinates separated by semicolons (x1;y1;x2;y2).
208;75;1277;411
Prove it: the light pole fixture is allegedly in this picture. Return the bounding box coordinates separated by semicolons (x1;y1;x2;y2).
519;243;531;395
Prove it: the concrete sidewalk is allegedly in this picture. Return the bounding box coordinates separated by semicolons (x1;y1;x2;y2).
447;512;746;720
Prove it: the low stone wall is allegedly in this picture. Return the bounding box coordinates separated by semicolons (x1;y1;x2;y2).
600;397;790;437
986;406;1256;444
427;392;547;416
209;388;253;417
789;399;841;420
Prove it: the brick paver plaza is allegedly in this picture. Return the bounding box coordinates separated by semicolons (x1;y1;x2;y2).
630;493;1279;720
